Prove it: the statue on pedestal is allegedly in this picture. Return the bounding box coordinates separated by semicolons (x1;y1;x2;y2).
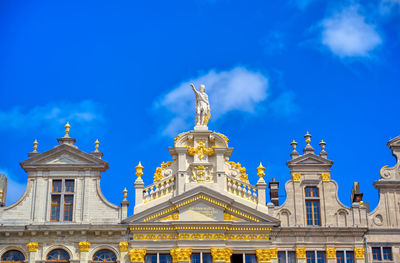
191;83;211;127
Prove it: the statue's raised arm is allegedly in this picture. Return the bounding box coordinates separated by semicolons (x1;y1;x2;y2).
191;83;211;127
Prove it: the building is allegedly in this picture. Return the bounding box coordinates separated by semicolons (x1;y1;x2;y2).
0;118;399;263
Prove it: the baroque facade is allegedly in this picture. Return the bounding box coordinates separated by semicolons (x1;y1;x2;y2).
0;120;399;263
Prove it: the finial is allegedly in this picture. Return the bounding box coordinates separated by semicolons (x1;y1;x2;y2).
290;140;299;159
303;132;315;154
135;162;144;178
94;139;100;152
256;162;266;178
0;189;3;203
122;188;128;201
33;139;38;153
64;122;71;138
319;140;327;158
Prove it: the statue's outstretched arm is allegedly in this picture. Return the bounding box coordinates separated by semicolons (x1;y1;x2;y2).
190;83;198;93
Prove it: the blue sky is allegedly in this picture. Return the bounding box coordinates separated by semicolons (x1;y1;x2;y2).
0;0;399;215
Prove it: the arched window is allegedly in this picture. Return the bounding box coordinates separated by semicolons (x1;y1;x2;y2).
1;250;25;262
47;249;70;263
93;250;117;263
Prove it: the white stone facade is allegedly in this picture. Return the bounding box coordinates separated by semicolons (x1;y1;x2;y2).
0;125;399;263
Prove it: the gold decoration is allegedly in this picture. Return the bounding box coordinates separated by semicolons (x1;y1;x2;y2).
256;249;271;263
0;190;3;203
269;249;278;259
129;249;147;263
33;139;38;152
228;161;249;183
64;122;71;137
159;212;179;221
211;248;233;263
131;226;271;231
135;162;144;178
27;242;38;252
224;212;245;221
153;161;174;182
257;163;266;178
326;248;336;258
192;165;211;182
354;248;365;259
170;248;192;262
213;132;229;145
296;248;306;259
94;139;100;152
132;233;269;241
122;188;128;201
187;140;215;160
79;241;91;252
321;173;330;182
291;173;301;182
119;242;129;251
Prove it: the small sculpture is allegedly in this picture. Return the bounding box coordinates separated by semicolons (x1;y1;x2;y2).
191;83;211;127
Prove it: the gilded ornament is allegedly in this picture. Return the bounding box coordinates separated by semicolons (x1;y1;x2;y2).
291;173;301;182
224;212;244;221
79;241;91;252
187;140;215;160
256;249;271;263
228;161;249;183
321;173;330;182
33;139;38;152
192;165;211;182
153;161;174;182
159;212;179;221
170;248;192;262
64;122;71;137
27;242;38;252
269;249;278;259
296;248;306;259
129;249;147;263
257;163;266;178
326;248;336;258
354;248;365;259
135;162;144;178
213;132;229;145
119;242;129;251
211;248;233;263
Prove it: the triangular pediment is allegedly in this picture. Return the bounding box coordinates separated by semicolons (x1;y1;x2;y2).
20;144;108;171
123;186;280;225
287;153;333;167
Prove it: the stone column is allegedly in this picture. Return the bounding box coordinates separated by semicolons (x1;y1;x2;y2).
295;248;306;263
26;242;38;263
129;249;147;263
119;242;129;263
79;241;91;263
170;248;192;263
326;248;336;263
354;248;366;263
211;248;233;263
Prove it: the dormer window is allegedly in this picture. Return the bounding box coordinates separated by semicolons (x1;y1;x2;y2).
305;186;321;226
50;179;74;222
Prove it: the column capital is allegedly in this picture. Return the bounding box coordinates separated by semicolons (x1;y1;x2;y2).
170;248;192;263
119;242;129;252
211;248;233;263
256;249;271;263
326;248;336;259
129;249;147;263
79;241;91;252
354;248;365;259
296;248;306;259
27;242;38;252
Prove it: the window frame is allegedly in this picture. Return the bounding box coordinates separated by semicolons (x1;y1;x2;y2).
1;249;26;262
278;250;296;263
50;179;75;222
92;249;117;263
304;186;321;226
336;250;354;263
371;246;393;262
305;250;325;263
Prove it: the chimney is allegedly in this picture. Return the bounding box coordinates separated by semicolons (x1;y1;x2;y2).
268;178;279;206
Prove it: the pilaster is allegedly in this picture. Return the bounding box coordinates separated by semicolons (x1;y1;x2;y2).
79;241;90;263
119;242;129;263
354;248;365;263
256;249;271;263
170;248;192;263
326;248;336;263
211;248;233;263
27;242;38;263
296;248;306;263
129;249;147;263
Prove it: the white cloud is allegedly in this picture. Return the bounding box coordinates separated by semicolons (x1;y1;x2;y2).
0;100;104;135
321;6;382;58
380;0;400;15
0;168;26;205
156;67;269;136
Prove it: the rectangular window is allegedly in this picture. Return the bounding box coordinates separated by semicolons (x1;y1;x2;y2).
336;251;345;263
145;254;157;263
191;254;200;263
288;252;295;263
52;180;62;192
383;247;392;260
306;252;315;263
305;187;319;197
278;251;296;263
306;200;321;226
372;247;382;260
50;195;61;221
278;252;286;263
63;195;73;221
245;254;256;263
160;254;172;263
316;252;325;263
203;253;212;263
65;180;74;192
346;251;354;263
